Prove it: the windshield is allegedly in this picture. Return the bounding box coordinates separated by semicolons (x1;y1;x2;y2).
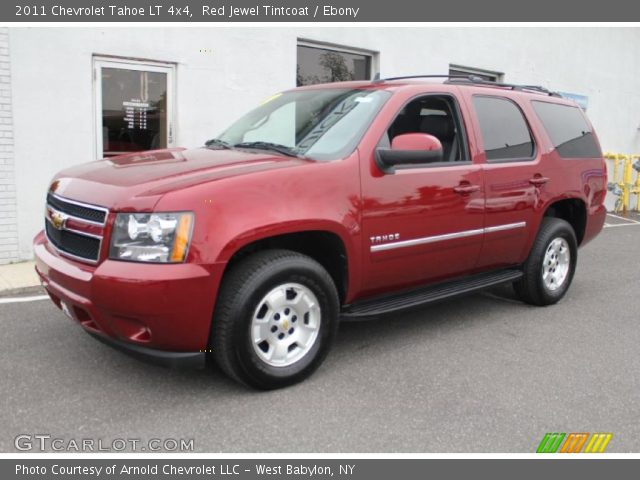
216;88;391;161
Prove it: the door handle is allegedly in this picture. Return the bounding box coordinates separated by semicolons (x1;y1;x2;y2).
529;176;550;186
453;184;480;195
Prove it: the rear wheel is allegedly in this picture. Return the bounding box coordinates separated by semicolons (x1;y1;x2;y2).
211;250;339;389
514;217;577;306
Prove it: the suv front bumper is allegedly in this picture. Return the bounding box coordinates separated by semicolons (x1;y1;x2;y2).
88;332;205;368
34;231;225;368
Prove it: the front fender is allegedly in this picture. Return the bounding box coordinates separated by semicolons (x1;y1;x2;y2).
216;219;362;302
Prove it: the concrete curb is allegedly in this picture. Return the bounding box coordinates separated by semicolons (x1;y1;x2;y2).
0;260;40;296
0;285;46;299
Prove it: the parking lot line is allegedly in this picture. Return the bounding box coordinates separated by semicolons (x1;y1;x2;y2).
606;213;640;224
0;295;49;305
603;222;640;228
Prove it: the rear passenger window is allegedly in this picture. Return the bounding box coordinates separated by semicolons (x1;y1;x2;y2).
472;96;535;161
531;101;601;158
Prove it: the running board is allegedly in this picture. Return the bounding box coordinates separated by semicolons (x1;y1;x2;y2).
342;269;522;319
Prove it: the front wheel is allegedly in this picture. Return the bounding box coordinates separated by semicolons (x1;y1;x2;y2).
514;217;578;306
211;250;339;390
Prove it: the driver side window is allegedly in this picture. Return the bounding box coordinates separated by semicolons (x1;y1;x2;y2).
385;95;468;163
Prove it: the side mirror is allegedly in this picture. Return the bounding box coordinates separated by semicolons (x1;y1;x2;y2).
376;133;443;174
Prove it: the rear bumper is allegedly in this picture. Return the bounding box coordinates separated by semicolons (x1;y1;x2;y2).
583;203;607;246
34;230;225;360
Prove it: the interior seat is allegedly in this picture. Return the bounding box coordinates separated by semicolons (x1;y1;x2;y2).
419;115;458;162
388;102;423;140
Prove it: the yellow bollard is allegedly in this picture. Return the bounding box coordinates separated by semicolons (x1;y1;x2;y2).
633;154;640;212
622;155;633;214
610;153;625;213
613;154;621;186
604;152;639;213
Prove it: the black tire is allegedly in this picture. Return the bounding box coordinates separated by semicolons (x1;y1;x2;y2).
211;249;339;390
514;217;578;306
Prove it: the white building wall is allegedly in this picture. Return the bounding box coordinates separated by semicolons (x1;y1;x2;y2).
0;27;17;264
7;27;640;262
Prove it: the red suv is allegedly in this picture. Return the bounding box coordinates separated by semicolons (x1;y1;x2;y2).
34;76;607;389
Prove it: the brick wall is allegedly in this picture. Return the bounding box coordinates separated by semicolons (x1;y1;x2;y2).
0;27;17;264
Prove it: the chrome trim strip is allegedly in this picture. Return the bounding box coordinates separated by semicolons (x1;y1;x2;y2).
484;221;527;233
44;216;103;240
46;206;106;231
48;192;109;226
371;221;527;253
371;228;484;252
65;226;103;241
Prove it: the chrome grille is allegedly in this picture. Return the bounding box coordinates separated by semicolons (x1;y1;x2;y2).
45;194;108;263
45;221;101;261
46;193;107;225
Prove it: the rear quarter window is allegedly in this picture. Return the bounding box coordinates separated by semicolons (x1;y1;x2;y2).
531;101;601;158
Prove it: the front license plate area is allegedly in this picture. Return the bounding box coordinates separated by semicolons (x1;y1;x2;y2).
60;301;73;320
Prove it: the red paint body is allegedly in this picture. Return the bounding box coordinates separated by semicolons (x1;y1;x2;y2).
391;132;442;151
34;81;607;355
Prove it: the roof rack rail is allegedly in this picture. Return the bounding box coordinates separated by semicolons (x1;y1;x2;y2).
373;74;561;97
446;75;561;97
372;74;470;83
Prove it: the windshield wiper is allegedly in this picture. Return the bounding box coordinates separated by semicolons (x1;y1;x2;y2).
233;141;300;158
204;138;233;149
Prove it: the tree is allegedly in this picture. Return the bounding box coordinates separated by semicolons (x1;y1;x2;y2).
319;52;354;83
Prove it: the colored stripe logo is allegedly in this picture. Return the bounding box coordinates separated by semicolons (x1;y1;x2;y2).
537;433;565;453
537;433;612;453
560;433;589;453
584;433;613;453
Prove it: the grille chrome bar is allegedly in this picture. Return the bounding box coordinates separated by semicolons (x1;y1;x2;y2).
47;192;108;225
44;193;108;264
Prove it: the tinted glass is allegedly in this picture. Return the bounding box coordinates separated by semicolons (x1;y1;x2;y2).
297;45;371;86
532;101;601;158
101;68;167;157
473;96;534;161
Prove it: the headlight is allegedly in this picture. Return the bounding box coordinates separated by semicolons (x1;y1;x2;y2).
109;212;194;263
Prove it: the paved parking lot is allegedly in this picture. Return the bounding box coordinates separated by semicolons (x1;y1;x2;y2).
1;216;639;453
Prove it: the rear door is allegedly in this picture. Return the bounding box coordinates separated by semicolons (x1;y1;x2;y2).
460;91;543;269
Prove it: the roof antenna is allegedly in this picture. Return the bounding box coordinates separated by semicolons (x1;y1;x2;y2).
372;72;381;82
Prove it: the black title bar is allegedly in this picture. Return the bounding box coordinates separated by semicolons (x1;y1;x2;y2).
4;459;640;480
5;0;640;22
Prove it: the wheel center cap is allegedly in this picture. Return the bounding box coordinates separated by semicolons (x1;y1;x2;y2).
282;318;290;330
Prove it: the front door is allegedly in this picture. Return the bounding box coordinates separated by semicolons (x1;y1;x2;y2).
360;94;485;297
94;57;175;159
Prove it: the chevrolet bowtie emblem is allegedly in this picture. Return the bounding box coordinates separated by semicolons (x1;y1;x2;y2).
51;211;67;230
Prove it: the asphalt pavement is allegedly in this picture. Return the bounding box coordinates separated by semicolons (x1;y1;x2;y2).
1;217;639;453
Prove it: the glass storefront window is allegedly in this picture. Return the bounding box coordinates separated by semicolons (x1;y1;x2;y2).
94;58;175;158
297;45;372;86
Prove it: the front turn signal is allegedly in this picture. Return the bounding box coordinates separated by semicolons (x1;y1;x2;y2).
170;213;194;262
